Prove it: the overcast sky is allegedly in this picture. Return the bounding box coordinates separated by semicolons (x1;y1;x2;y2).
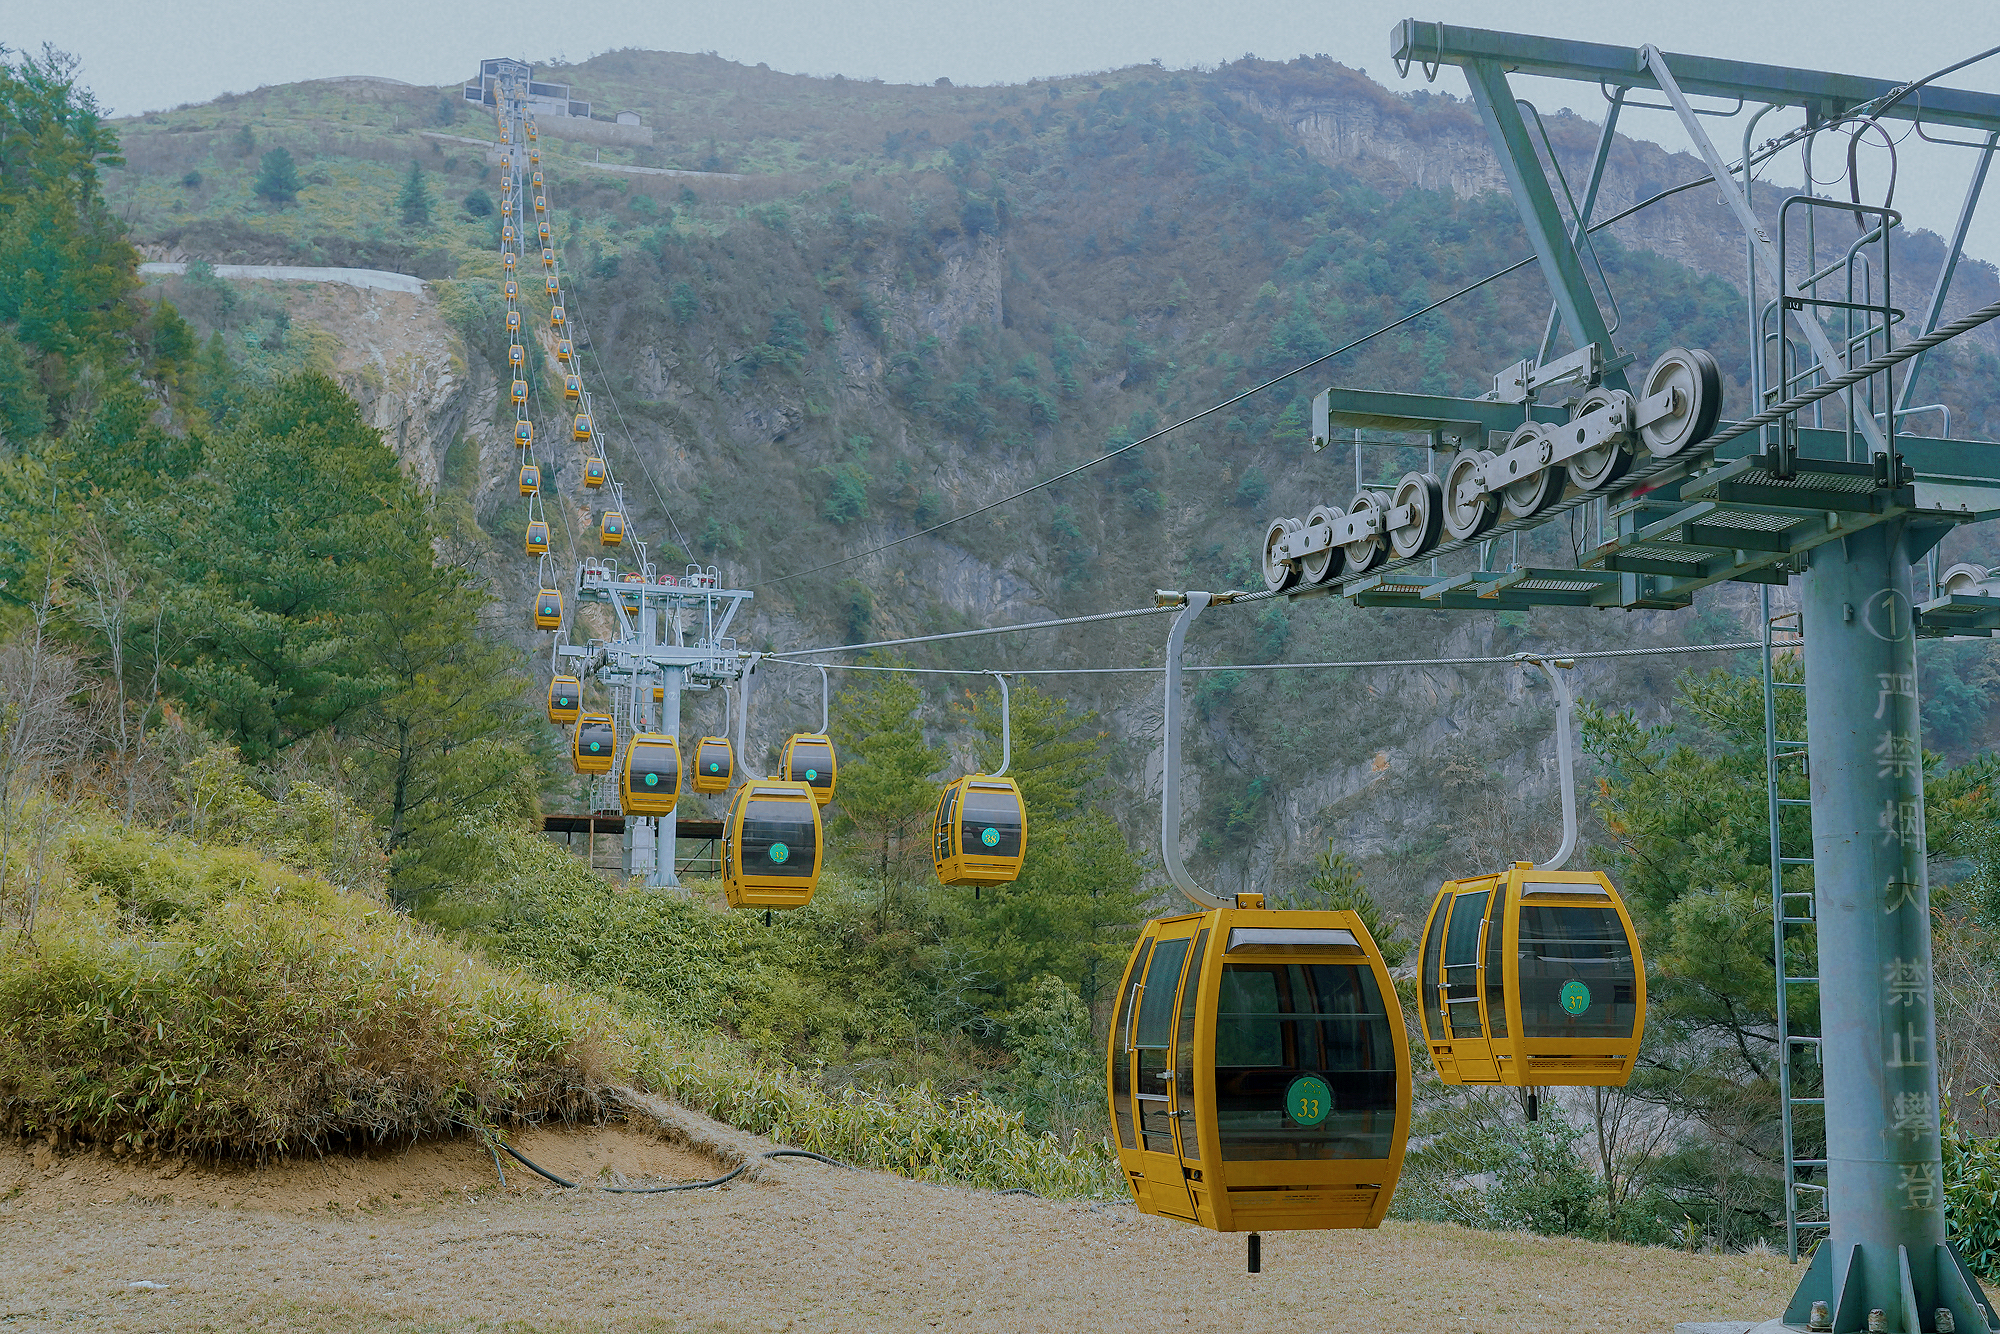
18;0;2000;256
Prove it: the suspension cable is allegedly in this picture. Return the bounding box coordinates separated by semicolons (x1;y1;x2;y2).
761;639;1768;678
759;602;1177;659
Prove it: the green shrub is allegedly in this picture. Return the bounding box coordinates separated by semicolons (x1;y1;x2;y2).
0;818;634;1155
1947;1119;2000;1280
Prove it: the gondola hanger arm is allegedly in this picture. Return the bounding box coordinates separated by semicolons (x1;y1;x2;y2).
816;663;830;734
987;670;1010;778
1513;653;1578;871
1161;592;1221;910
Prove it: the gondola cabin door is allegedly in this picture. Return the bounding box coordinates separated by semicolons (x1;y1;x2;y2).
1433;879;1503;1083
1115;917;1207;1222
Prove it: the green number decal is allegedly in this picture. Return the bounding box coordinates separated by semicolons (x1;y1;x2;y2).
769;842;790;865
1560;980;1592;1016
981;827;1000;847
1285;1074;1333;1127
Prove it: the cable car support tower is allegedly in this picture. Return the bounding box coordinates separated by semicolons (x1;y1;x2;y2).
1253;22;2000;1334
487;65;754;890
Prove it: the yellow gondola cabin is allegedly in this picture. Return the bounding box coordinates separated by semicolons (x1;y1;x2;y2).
573;413;593;442
509;343;525;367
693;737;733;793
502;251;516;272
722;780;822;909
531;587;562;629
1417;864;1645;1087
514;421;533;447
525;520;550;554
565;375;582;400
556;339;573;364
1109;903;1410;1234
583;457;607;487
550;305;566;328
547;675;581;725
519;463;540;494
932;775;1026;885
622;733;682;816
511;378;528;405
779;733;837;805
572;714;616;774
542;247;555;270
600;510;624;545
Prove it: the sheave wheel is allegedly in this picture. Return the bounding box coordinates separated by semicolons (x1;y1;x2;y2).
1261;517;1302;593
1939;563;1993;598
1639;346;1724;458
1499;423;1567;520
1442;449;1500;542
1342;490;1393;576
1387;472;1445;560
1566;389;1634;491
1301;505;1345;585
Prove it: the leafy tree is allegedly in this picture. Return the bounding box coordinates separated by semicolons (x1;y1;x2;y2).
463;189;492;218
820;463;869;525
395;161;432;228
252;147;301;204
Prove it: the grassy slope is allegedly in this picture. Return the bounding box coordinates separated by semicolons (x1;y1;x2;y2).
0;782;1112;1195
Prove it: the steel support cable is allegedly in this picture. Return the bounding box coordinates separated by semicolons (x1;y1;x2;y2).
759;146;1799;591
1702;296;2000;450
762;638;1768;677
761;603;1174;661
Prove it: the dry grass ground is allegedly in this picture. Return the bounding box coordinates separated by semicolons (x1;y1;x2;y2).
0;1102;1794;1334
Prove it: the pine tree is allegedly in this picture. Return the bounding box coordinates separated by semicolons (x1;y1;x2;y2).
1281;840;1408;964
252;147;300;204
396;161;431;227
956;682;1152;1012
827;671;944;904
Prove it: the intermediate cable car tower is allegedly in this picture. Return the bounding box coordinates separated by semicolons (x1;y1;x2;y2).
1250;22;2000;1332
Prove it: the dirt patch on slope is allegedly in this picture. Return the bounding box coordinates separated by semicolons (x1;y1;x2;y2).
0;1100;1795;1334
0;1115;727;1215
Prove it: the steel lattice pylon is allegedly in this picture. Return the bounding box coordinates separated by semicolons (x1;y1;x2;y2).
1247;21;2000;1333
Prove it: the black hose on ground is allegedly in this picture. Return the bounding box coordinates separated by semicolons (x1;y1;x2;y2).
491;1142;854;1192
760;1148;851;1169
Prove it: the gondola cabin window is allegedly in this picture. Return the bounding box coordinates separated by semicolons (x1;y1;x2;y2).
743;797;816;877
1213;944;1398;1162
959;784;1022;858
1131;934;1189;1156
1517;898;1638;1038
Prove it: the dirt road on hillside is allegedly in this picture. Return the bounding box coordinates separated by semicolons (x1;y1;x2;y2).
0;1102;1792;1333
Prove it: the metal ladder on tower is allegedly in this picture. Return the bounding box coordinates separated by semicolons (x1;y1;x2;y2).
1761;586;1827;1262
